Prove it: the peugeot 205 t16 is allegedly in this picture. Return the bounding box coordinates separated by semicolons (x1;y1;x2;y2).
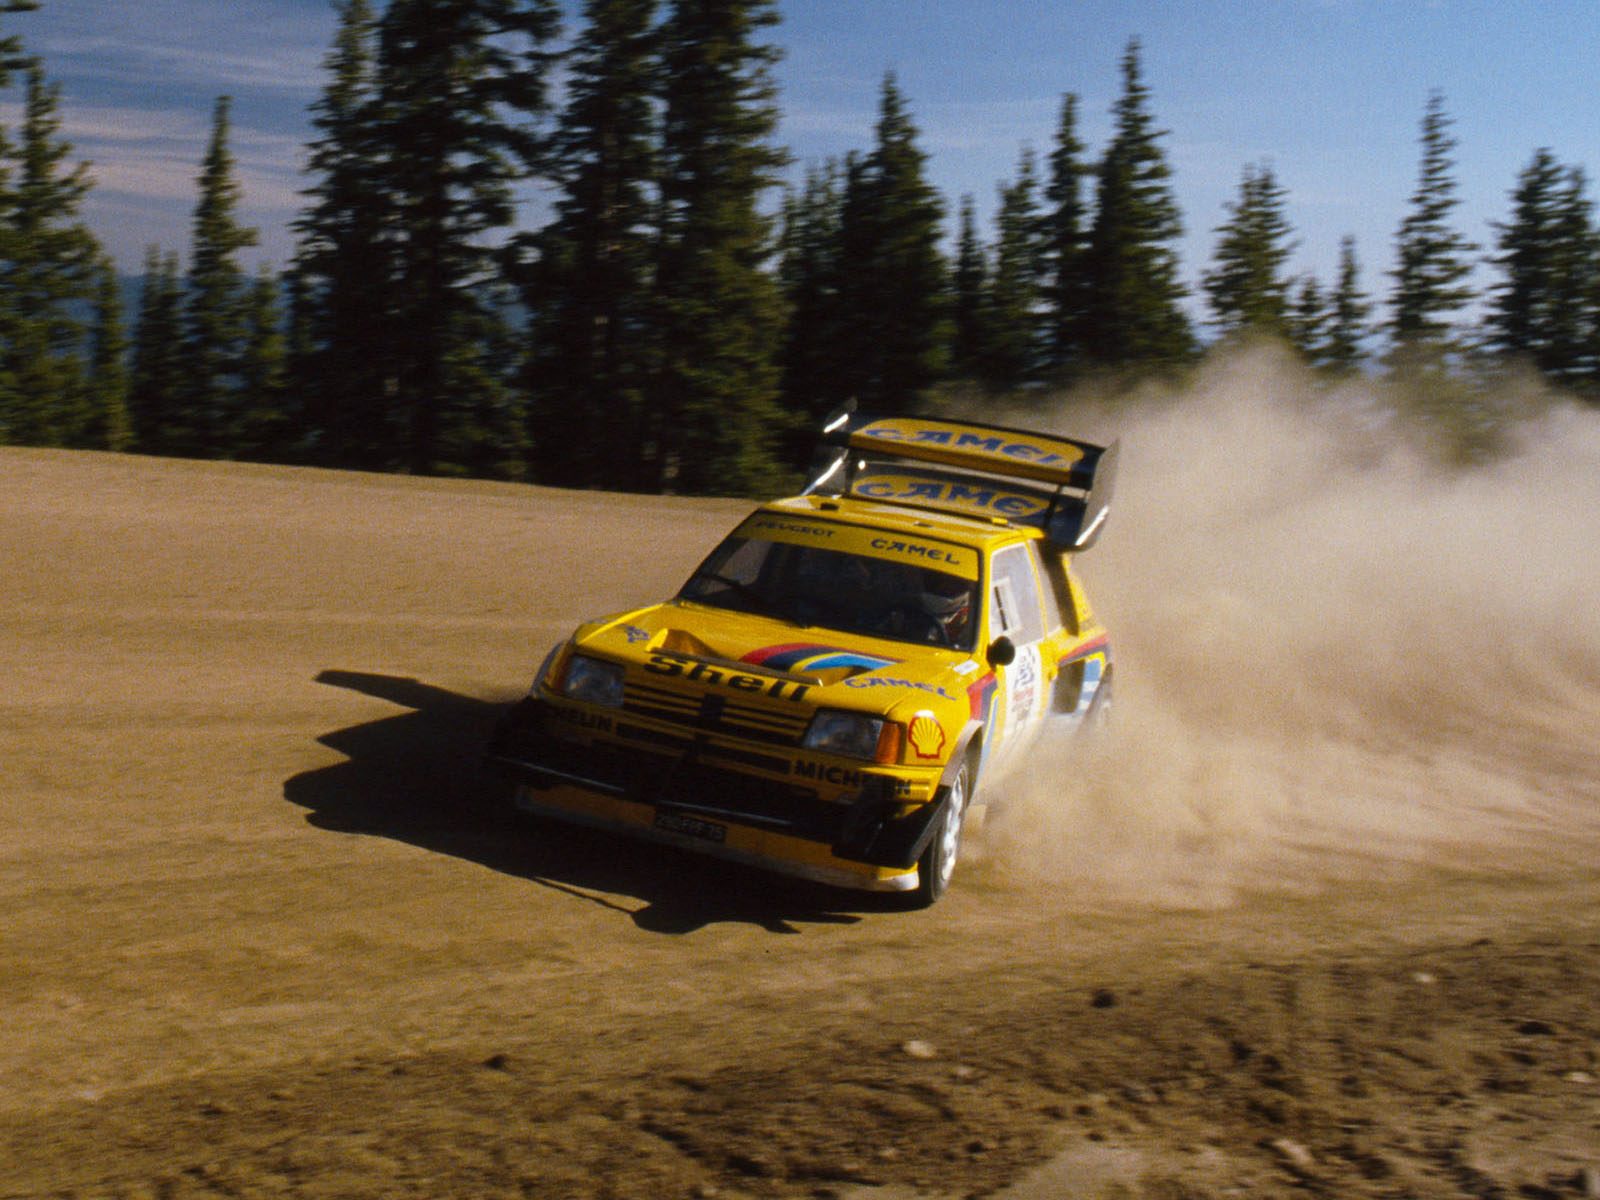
486;408;1117;906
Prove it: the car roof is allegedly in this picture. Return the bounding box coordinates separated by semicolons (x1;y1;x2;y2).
760;493;1037;552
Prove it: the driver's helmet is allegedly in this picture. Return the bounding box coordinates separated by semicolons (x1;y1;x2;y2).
918;569;972;643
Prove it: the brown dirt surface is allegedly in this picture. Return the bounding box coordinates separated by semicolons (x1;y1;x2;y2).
6;376;1600;1200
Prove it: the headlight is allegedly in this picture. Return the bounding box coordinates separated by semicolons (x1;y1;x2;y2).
802;709;901;763
558;654;625;708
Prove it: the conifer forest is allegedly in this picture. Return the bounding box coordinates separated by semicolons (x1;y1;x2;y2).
3;0;1598;493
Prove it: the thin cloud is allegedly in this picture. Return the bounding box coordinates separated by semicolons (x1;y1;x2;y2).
32;0;330;94
92;153;304;214
2;102;208;147
38;34;324;94
0;99;307;214
920;97;1078;156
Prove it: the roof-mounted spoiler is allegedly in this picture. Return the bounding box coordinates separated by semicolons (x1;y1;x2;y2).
804;401;1118;552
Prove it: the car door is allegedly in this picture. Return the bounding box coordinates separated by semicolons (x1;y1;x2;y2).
985;542;1050;764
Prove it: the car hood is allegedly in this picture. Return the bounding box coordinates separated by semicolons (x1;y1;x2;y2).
571;600;983;721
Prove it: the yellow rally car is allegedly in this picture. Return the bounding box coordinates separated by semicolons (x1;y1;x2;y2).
486;409;1117;906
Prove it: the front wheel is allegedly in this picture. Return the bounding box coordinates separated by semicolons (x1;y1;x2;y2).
910;758;971;907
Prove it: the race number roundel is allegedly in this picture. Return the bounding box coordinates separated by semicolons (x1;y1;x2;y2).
908;711;946;760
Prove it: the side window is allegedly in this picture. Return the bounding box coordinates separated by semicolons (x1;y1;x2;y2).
989;544;1044;643
989;577;1016;636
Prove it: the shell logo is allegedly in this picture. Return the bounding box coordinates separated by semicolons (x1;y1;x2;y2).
907;711;946;760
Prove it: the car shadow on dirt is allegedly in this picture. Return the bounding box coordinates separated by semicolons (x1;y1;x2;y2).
284;669;889;935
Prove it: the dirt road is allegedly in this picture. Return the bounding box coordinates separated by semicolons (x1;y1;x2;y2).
5;383;1600;1198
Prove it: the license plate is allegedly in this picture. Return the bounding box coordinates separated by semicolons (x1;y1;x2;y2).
654;810;727;843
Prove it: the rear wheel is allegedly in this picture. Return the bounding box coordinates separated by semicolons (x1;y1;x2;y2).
910;757;971;907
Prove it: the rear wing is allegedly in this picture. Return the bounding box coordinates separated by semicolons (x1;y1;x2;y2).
804;405;1118;551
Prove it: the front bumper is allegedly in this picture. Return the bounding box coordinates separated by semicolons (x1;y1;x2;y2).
484;697;951;890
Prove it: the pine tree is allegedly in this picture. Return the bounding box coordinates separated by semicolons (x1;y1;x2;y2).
649;0;788;493
832;149;873;389
1552;168;1600;387
184;95;259;457
1485;150;1597;386
371;0;560;476
291;0;393;469
832;73;949;410
1041;92;1090;374
280;261;316;445
433;280;531;480
235;266;289;459
1083;39;1193;367
1287;275;1328;362
0;1;38;433
950;192;989;380
1202;162;1295;338
0;0;34;73
0;62;101;447
88;255;131;450
1324;236;1371;373
524;0;658;487
1389;91;1479;356
981;145;1045;388
1389;95;1497;460
128;246;186;452
776;159;849;455
1486;148;1562;362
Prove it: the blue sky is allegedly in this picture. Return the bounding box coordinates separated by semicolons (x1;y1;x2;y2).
14;1;1600;327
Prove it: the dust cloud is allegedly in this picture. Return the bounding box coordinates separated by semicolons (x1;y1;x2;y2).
980;346;1600;908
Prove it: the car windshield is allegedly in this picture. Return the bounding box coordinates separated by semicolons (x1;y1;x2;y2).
679;534;979;650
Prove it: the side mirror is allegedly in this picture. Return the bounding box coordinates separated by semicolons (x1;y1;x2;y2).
987;636;1016;668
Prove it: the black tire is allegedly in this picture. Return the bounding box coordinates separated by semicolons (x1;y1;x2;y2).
910;756;971;908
